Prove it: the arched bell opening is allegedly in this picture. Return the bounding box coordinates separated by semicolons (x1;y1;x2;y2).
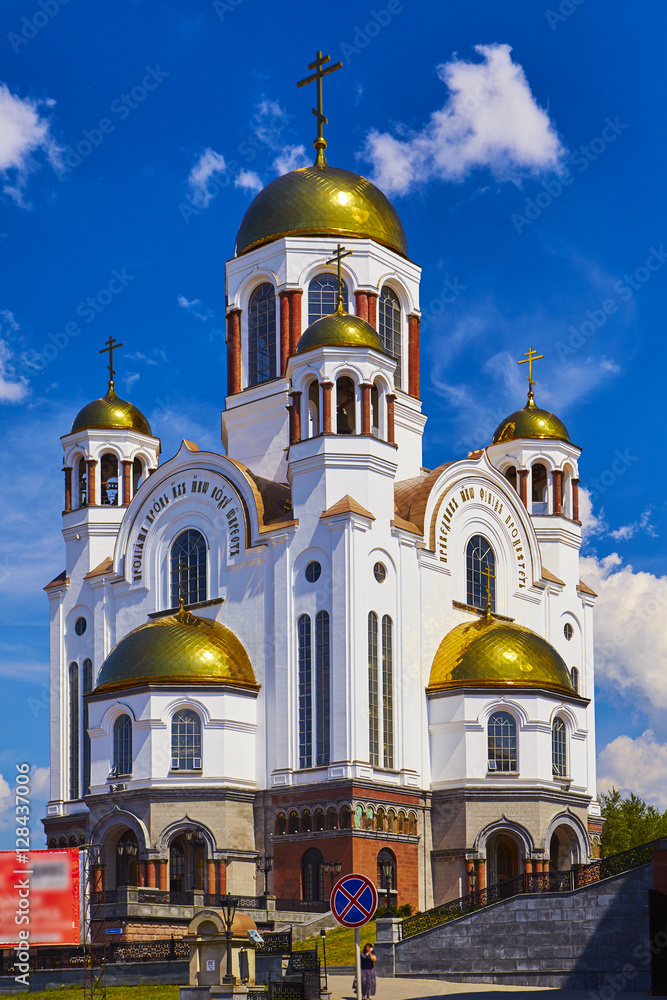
78;457;88;508
531;462;548;514
505;466;518;492
371;382;380;438
100;453;119;506
307;380;320;438
336;376;356;434
132;457;144;495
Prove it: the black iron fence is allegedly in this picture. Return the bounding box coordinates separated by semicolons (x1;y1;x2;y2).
274;898;329;913
402;838;663;939
0;938;189;974
256;930;292;956
91;888;322;912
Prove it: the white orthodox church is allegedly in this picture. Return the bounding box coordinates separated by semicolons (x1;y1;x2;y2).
42;59;602;937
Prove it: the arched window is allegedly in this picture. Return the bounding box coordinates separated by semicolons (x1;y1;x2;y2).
552;717;567;777
171;709;202;770
308;272;348;323
371;382;380;437
248;282;276;385
113;715;133;776
466;535;495;611
365;806;375;831
314;808;325;832
407;812;417;835
69;662;79;800
336;376;356;434
170;838;186;893
78;457;87;507
368;612;379;766
116;830;139;888
132;457;144;495
100;453;119;506
275;813;287;836
308;380;320;438
316;610;330;767
387;810;396;833
532;463;548;513
397;811;406;835
301;809;312;833
326;807;338;831
288;810;300;835
170;530;207;608
82;659;92;796
379;286;402;389
570;666;580;694
375;808;385;833
377;848;396;891
505;467;517;491
340;805;352;829
488;711;517;772
298;614;312;769
301;848;324;902
382;615;394;769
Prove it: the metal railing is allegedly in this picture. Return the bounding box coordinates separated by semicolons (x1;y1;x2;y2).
0;939;189;974
274;898;330;913
402;838;663;939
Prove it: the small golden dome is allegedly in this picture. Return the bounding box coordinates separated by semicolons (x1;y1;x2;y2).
94;612;258;693
492;397;569;445
71;386;152;436
296;310;385;356
235;164;408;258
428;617;575;696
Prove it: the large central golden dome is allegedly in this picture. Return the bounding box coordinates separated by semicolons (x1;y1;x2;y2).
95;611;258;693
235;164;408;258
428;617;575;696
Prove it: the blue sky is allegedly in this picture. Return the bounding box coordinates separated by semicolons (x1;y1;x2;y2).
0;0;666;845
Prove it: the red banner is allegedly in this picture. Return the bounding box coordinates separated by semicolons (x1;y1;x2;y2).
0;849;80;945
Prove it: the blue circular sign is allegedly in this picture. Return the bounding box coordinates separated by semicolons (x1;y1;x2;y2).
330;873;378;928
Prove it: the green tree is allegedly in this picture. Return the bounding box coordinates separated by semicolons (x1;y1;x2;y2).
600;787;667;856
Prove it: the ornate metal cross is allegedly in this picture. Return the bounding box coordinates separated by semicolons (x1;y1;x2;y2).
481;563;495;619
99;336;123;389
518;347;545;394
297;50;343;162
326;243;352;312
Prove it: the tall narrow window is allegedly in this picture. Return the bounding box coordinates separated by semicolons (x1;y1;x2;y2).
100;453;119;506
171;709;202;770
170;529;207;607
113;714;133;776
336;377;356;434
78;458;87;507
132;457;143;495
170;839;186;892
570;666;580;694
308;381;320;438
298;614;312;769
368;612;379;766
532;463;548;514
248;282;276;385
379;286;402;389
377;848;396;891
315;611;330;767
82;659;92;795
505;467;517;491
466;535;495;611
552;717;567;777
488;711;517;772
69;662;79;800
308;273;348;323
382;615;394;769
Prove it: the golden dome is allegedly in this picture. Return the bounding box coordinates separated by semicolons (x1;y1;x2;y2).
72;386;152;436
492;396;569;445
296;310;385;355
94;611;258;694
234;164;408;258
428;617;575;696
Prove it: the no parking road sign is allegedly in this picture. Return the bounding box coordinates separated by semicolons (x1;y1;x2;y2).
330;872;378;928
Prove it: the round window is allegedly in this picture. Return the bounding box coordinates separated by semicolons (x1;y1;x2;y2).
563;623;573;641
74;617;87;636
373;562;387;583
305;561;321;583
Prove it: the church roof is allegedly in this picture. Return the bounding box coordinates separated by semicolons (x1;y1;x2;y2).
234;163;408;258
71;386;152;436
428;616;576;697
94;610;259;694
492;396;569;445
321;495;375;520
393;463;456;535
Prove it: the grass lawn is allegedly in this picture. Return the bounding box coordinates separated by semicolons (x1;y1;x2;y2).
292;921;377;966
23;988;181;1000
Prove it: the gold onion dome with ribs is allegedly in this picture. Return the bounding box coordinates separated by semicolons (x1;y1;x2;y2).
234;164;409;258
492;395;570;445
71;385;152;436
296;310;385;355
428;617;575;696
94;611;258;694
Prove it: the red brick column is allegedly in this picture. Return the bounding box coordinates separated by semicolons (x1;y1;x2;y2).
217;860;227;894
360;383;371;435
572;478;580;522
367;292;377;329
86;460;97;506
207;860;216;895
92;865;104;893
386;394;396;445
122;460;132;505
553;469;563;515
321;382;333;434
289;290;302;355
291;391;302;444
408;314;420;398
138;861;147;887
355;290;368;321
226;309;242;395
64;467;72;512
524;859;533;875
280;291;290;374
146;860;156;888
475;859;486;891
518;469;529;509
158;859;168;891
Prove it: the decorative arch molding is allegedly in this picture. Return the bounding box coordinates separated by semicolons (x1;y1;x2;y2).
233;268;279;310
479;697;530;729
100;701;137;731
155;815;217;855
164;695;212;727
474;816;535;859
543;809;589;862
297;259;358;297
548;703;581;733
375;270;416;315
90;806;150;852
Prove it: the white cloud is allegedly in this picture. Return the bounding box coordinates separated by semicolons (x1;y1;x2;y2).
598;731;667;810
0;310;29;403
234;169;263;195
273;144;309;176
187;148;226;207
122;372;140;391
361;43;565;196
609;507;657;541
177;295;213;321
0;84;61;206
578;486;607;539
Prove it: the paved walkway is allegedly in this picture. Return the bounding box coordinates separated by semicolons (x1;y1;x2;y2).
326;976;600;1000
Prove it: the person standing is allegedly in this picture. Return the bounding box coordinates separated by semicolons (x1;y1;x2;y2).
360;942;377;999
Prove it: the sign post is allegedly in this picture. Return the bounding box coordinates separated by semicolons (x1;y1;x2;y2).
330;873;378;1000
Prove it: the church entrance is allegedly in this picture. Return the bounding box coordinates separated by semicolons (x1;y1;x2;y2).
550;826;576;872
488;834;520;886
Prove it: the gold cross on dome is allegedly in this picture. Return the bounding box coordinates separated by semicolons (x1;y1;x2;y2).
297;50;343;166
177;558;188;615
518;347;545;395
481;563;495;620
99;336;123;391
326;243;352;313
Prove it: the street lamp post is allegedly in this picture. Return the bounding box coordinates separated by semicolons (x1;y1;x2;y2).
255;854;273;897
220;895;239;985
322;860;341;900
381;861;394;917
320;927;328;993
468;864;478;910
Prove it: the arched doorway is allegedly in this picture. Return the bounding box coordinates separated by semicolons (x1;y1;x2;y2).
488;834;520;885
115;829;139;888
549;825;577;872
301;848;324;902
